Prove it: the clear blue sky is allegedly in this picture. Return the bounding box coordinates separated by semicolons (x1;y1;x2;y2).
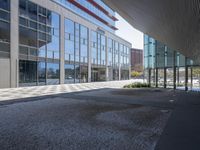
115;13;144;50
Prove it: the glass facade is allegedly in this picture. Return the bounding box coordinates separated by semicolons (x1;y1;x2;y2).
144;34;200;91
53;0;116;33
0;0;10;58
64;18;89;84
120;44;130;80
0;0;131;88
19;0;60;86
90;30;107;82
113;41;119;80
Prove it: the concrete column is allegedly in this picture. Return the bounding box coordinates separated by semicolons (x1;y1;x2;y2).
60;14;65;84
10;0;19;88
119;65;121;80
88;29;91;82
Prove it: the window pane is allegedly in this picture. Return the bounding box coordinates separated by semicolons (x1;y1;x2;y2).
47;63;60;85
0;0;10;11
65;64;75;84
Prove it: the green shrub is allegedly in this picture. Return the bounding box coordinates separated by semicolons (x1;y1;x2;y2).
123;82;150;88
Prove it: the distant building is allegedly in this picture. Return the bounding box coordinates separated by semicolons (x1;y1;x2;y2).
131;48;143;72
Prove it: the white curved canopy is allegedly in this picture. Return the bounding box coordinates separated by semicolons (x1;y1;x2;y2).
103;0;200;64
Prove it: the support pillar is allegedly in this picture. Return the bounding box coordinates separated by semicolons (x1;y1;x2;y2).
191;67;193;90
119;65;121;80
173;66;176;90
155;68;158;87
148;68;151;87
10;0;19;88
105;37;109;81
185;57;188;91
177;67;179;86
164;68;167;88
88;30;91;82
60;14;65;84
173;51;176;90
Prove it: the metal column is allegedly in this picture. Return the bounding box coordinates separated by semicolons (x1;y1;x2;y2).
164;68;167;88
173;51;176;90
148;68;151;87
155;68;158;87
185;57;188;91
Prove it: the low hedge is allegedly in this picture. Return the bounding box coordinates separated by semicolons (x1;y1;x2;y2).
124;82;150;88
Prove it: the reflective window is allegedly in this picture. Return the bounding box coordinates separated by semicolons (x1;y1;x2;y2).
0;0;10;58
113;69;119;80
114;41;119;66
107;38;113;66
19;26;37;47
65;19;75;62
101;35;106;65
38;62;46;85
19;0;60;86
47;63;60;85
80;65;88;83
0;0;10;10
80;25;88;63
64;19;88;84
75;65;80;83
91;68;106;82
65;64;75;84
19;60;37;86
91;31;97;64
53;0;115;33
46;12;60;59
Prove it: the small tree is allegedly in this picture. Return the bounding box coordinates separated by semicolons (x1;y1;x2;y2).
131;71;142;78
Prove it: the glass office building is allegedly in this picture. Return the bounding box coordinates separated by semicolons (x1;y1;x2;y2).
144;34;200;91
0;0;131;88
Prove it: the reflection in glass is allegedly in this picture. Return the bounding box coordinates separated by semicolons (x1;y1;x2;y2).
166;68;174;88
113;69;119;80
47;63;60;85
38;62;46;85
92;68;106;82
75;65;80;83
65;18;75;62
19;60;37;86
121;70;129;80
158;69;164;87
18;0;60;86
65;64;75;84
91;31;97;64
80;65;88;83
80;25;88;63
0;0;10;58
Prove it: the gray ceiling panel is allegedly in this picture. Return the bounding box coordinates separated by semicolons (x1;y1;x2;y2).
103;0;200;64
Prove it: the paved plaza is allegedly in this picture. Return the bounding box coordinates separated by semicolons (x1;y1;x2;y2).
0;80;199;150
0;80;138;101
